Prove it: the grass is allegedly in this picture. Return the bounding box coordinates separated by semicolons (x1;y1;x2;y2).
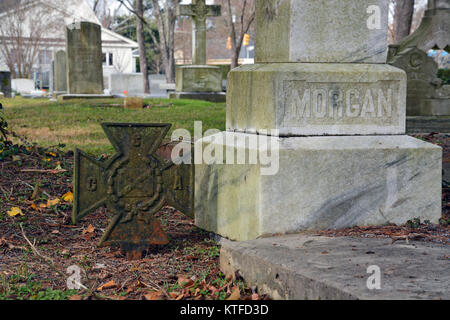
0;265;77;300
1;97;226;155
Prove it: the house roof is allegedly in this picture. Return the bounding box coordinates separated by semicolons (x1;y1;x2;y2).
0;0;138;49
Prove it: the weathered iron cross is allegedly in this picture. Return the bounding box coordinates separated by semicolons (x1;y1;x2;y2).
72;123;193;259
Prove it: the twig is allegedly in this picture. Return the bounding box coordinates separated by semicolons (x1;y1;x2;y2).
19;223;111;300
19;223;64;277
20;181;51;199
21;169;67;174
391;233;425;244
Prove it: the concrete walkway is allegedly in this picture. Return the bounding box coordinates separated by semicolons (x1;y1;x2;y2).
220;235;449;300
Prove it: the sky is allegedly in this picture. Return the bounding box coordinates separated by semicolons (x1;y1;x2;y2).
87;0;429;19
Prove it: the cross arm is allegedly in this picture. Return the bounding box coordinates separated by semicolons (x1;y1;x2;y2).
160;146;195;219
177;4;222;18
72;149;108;224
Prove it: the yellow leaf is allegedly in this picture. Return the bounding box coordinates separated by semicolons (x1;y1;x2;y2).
39;203;47;208
62;192;73;203
31;203;39;211
226;286;241;301
48;152;57;157
47;198;60;207
7;207;24;217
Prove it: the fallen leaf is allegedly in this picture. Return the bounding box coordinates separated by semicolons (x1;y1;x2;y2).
177;276;194;288
251;293;260;300
62;192;73;203
47;198;60;207
207;285;218;295
97;280;116;292
39;203;47;208
82;224;95;234
169;292;180;299
69;295;82;300
226;286;241;301
7;207;24;217
51;230;60;234
31;203;39;211
144;291;163;300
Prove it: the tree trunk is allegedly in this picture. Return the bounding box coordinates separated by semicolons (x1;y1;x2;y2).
394;0;415;43
136;0;150;93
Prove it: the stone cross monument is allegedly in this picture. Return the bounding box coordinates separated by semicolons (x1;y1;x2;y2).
178;0;221;65
171;0;225;102
195;0;443;241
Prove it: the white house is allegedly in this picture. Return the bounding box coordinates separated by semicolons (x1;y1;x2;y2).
0;0;138;90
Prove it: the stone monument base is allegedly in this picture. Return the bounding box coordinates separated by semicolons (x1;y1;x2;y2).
171;65;224;102
169;91;226;103
407;116;450;134
58;94;114;101
195;133;442;241
219;235;450;300
407;98;450;116
175;65;222;92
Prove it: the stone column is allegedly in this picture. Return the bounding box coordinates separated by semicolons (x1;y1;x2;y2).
194;0;443;241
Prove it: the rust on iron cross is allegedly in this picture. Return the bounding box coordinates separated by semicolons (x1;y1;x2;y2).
72;123;193;260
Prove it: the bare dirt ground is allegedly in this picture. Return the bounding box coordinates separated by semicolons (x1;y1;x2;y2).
0;143;262;300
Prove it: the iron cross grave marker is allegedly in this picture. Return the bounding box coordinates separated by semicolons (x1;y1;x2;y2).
72;123;194;259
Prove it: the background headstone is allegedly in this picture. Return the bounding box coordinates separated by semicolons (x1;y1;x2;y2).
0;71;12;98
11;79;35;95
54;50;67;92
66;21;104;94
388;0;449;118
108;73;145;96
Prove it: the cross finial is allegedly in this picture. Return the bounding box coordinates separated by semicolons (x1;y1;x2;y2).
177;0;221;65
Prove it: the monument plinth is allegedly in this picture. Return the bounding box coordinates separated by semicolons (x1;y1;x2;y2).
195;0;442;241
170;0;225;102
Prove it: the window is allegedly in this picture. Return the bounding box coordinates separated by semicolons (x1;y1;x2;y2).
108;53;113;66
102;53;107;65
39;50;52;66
